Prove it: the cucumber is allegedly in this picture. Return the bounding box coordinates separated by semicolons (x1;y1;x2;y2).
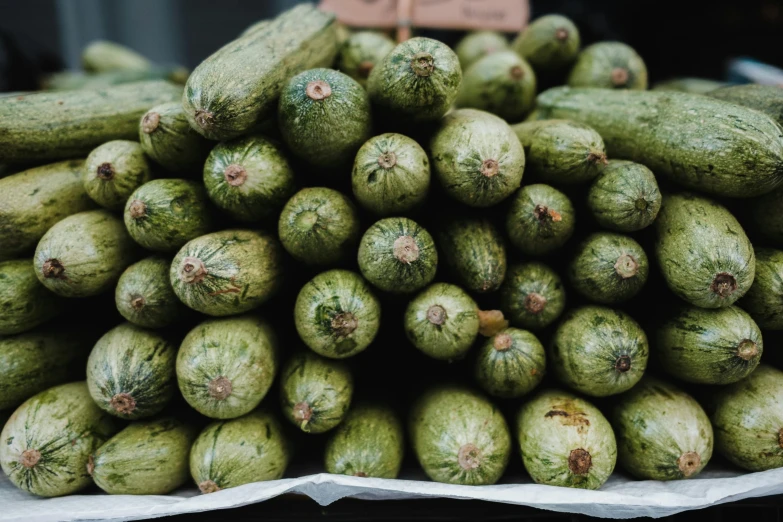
568;42;647;90
536;87;783;197
656;305;762;385
324;403;404;478
139;102;211;173
183;3;338;140
475;328;546;398
431;108;525;207
82;40;152;73
239;19;271;38
454;31;509;70
516;389;616;490
437;217;506;294
86;323;176;420
278;187;360;265
170;229;283;316
739;248;783;329
708;84;783;126
550;305;648;397
506;184;575;256
43;68;184;91
190;410;290;493
409;386;510;485
0;81;182;162
511;15;580;72
203;135;296;222
336;31;395;87
0;382;118;497
587;160;661;232
279;351;353;434
90;417;198;495
351;133;430;216
295;269;381;359
751;186;783;246
652;77;728;94
404;283;480;361
115;256;188;328
0;259;64;335
655;193;755;308
500;262;566;331
177;316;278;419
358;217;438;294
34;210;138;298
84;140;152;210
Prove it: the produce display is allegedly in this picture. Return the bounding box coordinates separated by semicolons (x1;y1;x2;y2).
4;2;783;503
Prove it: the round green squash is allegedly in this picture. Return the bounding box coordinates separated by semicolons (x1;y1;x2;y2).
475;328;546;398
0;259;64;335
550;306;649;397
512;15;581;72
336;31;396;88
516;389;616;490
409;385;511;485
404;283;480;361
351;133;431;216
278;187;360;266
295;269;381;359
437;218;506;294
454;30;509;70
279;68;372;169
500;262;566;331
177;315;278;419
190;410;290;493
115;256;189;329
203;135;296;222
431;108;525;207
751;186;783;247
611;377;713;480
279;351;353;434
358;217;438;294
34;209;138;298
139;102;211;173
84;140;152;211
325;403;404;478
587;160;661;232
568;42;648;90
506;184;575;256
170;229;283;317
86;322;176;420
125;178;214;253
656;305;762;385
569;232;649;304
738;248;783;329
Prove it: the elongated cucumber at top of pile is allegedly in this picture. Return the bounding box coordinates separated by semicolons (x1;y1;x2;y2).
536;87;783;198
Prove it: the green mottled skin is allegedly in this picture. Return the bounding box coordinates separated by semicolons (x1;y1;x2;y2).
325;403;404;478
506;184;575;256
409;386;510;485
279;351;353;434
0;382;118;497
240;19;271;38
708;365;783;471
358;217;438;294
752;187;783;246
190;410;289;492
568;42;647;90
91;418;198;495
82;40;152;72
368;37;462;122
336;31;396;88
352;133;430;216
177;316;278;419
34;210;138;298
550;306;648;397
516;390;616;489
0;259;64;335
295;270;381;359
500;262;565;331
437;218;506;294
404;283;479;361
511;15;580;72
739;248;783;329
455;31;509;70
183;4;338;141
139;102;211;173
431;109;524;207
512;119;606;185
569;232;649;304
125;179;214;253
43;69;182;91
587;160;661;232
86;323;176;420
475;328;545;398
0;160;94;258
708;84;783;126
115;256;189;328
655;193;755;308
652;78;728;94
536;87;783;197
657;305;762;384
0;329;93;410
0;81;182;162
611;377;713;480
203;135;296;222
456;51;536;123
278;187;360;265
84;140;152;210
170;229;283;316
